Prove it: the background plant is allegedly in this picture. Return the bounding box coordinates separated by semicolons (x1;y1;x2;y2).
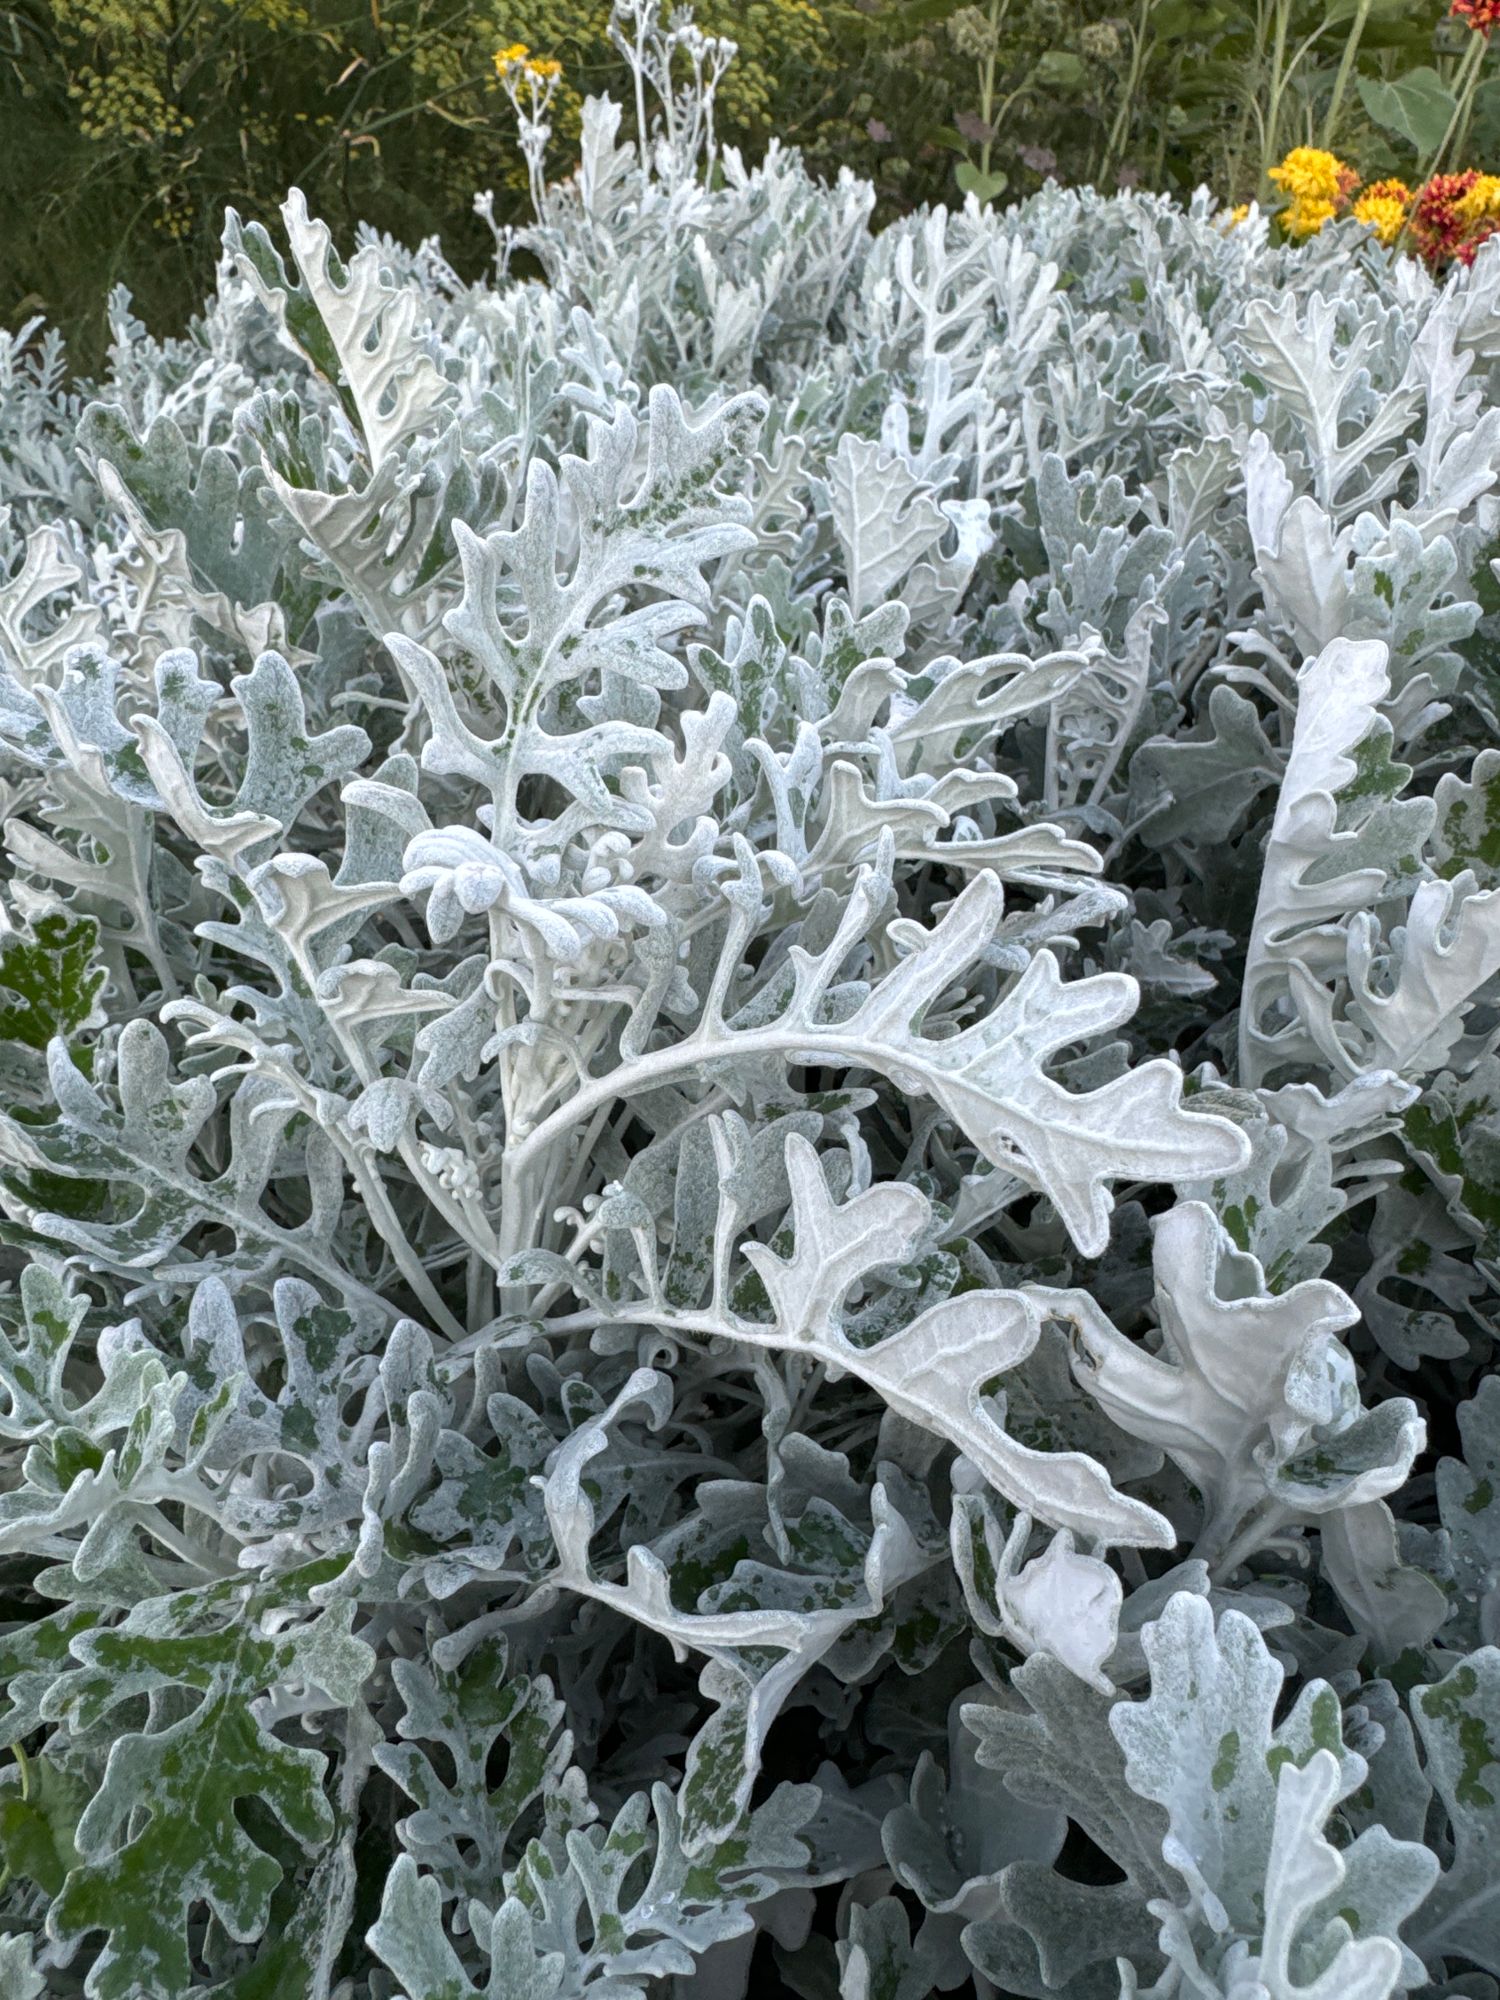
9;0;1496;370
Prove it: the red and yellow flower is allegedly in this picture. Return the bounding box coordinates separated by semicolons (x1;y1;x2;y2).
1452;0;1500;35
1410;170;1500;267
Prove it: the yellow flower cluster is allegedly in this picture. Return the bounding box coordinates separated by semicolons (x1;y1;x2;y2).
702;0;828;129
1351;180;1413;246
1454;172;1500;227
69;65;192;142
1257;150;1500;263
494;41;562;81
1268;145;1360;239
1284;197;1338;240
49;0;308;147
1268;145;1347;200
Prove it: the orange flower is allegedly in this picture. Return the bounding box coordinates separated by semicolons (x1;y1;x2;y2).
1453;0;1500;33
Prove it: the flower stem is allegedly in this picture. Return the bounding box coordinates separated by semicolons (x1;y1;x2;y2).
1259;0;1294;195
1418;30;1487;185
1101;0;1155;188
1320;0;1372;151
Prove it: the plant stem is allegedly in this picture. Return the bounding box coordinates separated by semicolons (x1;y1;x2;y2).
977;0;1004;181
1259;0;1293;194
1227;0;1273;195
1450;30;1491;171
1418;30;1487;184
1101;0;1155;188
1320;0;1372;150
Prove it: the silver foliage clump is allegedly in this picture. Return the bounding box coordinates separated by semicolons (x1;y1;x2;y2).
3;9;1500;1995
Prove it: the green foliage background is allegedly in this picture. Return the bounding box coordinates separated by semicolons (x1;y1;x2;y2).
0;0;1493;369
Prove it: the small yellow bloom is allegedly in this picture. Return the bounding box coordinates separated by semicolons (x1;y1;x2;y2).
1282;195;1339;240
494;41;530;73
1352;179;1412;246
1222;202;1251;229
1454;172;1500;228
525;56;562;79
1268;147;1346;202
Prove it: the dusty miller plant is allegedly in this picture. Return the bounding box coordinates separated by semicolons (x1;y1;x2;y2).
3;5;1500;1994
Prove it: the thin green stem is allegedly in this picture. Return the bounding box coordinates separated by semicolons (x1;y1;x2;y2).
1227;0;1273;194
1417;31;1487;184
1100;0;1155;188
1449;31;1491;168
977;0;1004;180
1320;0;1372;150
1259;0;1294;194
